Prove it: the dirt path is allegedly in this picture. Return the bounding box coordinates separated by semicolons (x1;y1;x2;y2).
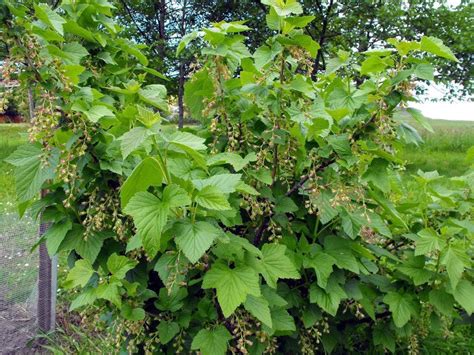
0;299;39;354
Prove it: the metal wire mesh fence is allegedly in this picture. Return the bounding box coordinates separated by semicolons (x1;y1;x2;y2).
0;208;56;353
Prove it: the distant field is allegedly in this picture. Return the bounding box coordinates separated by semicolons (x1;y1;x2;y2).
0;124;28;212
400;119;474;176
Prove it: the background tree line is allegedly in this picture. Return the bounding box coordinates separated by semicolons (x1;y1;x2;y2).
1;0;472;125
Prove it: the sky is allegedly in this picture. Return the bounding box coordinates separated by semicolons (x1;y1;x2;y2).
407;0;473;122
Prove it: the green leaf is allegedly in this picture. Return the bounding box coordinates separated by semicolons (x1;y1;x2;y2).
363;158;390;193
14;154;49;202
309;278;346;316
202;262;260;317
441;245;468;289
452;280;474;315
258;244;300;288
414;228;445;256
175;220;220;264
158;321;180;345
274;196;298;214
66;259;94;288
137;105;161;128
62;42;89;64
45;220;72;256
191;326;232;355
121;304;146;321
289;74;315;98
421;36;458;62
195;185;231;211
95;282;121;307
75;231;106;264
107;253;138;279
207;152;256;171
244;295;272;327
138;84;168;111
429;289;454;316
398;256;433;286
406;108;433;133
193;173;242;194
168;131;207;151
285;15;315;28
118;38;149;66
121;157;163;207
261;0;303;16
383;291;418;328
69;289;97;311
85;105;114;123
119;127;151;159
303;252;336;289
360;55;389;75
268;308;296;333
123;192;168;258
414;63;435;81
176;31;201;56
163;184;192;208
373;324;395;353
34;3;66;35
184;69;214;121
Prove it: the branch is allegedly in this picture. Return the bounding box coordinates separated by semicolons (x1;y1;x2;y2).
252;155;336;246
118;0;160;56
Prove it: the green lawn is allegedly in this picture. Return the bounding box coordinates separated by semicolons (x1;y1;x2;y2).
400;119;474;176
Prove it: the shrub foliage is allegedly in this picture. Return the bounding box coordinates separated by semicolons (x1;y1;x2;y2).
1;0;473;353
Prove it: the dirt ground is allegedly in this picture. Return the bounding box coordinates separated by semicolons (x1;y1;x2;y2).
0;299;40;354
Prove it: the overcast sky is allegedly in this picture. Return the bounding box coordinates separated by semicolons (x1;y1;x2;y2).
410;0;473;121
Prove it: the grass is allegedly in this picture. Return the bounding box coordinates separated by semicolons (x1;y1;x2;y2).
400;119;474;176
0;124;28;213
0;124;38;303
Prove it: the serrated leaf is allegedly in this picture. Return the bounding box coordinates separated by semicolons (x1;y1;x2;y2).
85;105;114;123
121;157;164;207
107;253;138;279
137;105;161;128
66;259;94;288
441;245;469;289
121;304;145;321
421;36;458;62
193;173;241;194
123;191;169;258
168;131;206;151
175;220;220;263
95;282;121;307
261;0;303;16
45;220;72;256
415;228;445;256
191;326;232;355
244;295;272;327
119;127;151;159
34;3;66;35
138;84;168;110
258;244;300;288
195;185;231;211
383;291;418;328
429;289;454;316
452;280;474;315
202;262;260;317
309;278;346;316
303;252;336;289
158;321;180;344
